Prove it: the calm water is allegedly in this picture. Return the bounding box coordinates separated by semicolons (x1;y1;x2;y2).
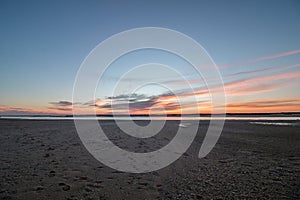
1;115;300;126
249;122;300;126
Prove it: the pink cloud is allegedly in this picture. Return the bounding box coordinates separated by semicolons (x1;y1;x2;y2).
221;49;300;69
225;98;300;113
0;106;46;115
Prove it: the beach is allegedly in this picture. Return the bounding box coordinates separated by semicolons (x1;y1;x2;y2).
0;119;299;199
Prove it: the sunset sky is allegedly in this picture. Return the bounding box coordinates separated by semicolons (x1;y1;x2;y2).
1;0;300;115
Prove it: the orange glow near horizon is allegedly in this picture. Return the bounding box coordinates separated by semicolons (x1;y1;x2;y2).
1;97;300;115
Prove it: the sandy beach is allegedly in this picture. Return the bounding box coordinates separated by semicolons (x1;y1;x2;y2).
0;119;299;199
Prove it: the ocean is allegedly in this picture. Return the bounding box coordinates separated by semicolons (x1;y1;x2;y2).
1;115;299;126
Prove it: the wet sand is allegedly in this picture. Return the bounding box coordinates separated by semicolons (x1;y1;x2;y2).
0;119;299;199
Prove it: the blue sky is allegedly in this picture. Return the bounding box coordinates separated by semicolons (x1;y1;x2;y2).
0;0;300;114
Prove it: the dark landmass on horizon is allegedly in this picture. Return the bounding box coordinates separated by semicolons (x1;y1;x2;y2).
1;112;300;118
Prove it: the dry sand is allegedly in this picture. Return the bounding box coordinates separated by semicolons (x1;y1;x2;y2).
0;119;299;199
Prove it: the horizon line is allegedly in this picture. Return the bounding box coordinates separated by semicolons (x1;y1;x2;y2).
1;112;300;117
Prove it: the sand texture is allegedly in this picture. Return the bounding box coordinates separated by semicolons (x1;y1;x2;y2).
0;119;299;199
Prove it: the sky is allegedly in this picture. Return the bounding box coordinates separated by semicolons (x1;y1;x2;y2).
0;0;300;115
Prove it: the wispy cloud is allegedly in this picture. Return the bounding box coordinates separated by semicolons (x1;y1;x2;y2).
221;49;300;69
48;100;73;112
227;98;300;108
226;98;300;113
49;101;73;106
223;70;300;96
252;49;300;63
165;69;300;99
0;106;45;115
226;63;300;78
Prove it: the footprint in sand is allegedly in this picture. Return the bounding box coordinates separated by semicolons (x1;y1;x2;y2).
58;183;71;191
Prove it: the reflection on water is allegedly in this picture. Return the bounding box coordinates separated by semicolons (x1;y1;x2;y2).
250;122;300;126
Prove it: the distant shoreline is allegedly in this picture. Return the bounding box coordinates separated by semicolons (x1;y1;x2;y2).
1;112;300;118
